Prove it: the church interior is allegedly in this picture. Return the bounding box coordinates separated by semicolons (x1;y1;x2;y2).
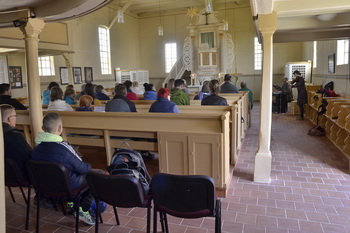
1;0;350;232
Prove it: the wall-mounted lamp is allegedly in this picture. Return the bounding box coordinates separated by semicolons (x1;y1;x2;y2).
13;19;26;27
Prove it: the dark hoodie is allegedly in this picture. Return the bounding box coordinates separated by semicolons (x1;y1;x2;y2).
3;122;32;180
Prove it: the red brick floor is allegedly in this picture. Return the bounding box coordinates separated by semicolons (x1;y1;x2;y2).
6;103;350;232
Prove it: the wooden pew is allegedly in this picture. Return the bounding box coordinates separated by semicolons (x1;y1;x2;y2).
16;110;231;197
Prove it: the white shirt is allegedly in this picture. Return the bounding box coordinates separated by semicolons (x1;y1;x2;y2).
48;99;74;111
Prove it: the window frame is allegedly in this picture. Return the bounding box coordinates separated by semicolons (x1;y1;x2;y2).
165;42;177;73
38;56;55;76
254;37;262;70
336;39;349;66
98;26;111;75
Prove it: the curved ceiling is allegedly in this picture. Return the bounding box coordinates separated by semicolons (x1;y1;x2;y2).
0;0;112;28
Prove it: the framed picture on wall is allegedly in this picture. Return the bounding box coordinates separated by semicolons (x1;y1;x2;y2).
8;66;22;89
73;67;82;84
84;67;93;83
59;67;69;85
328;53;335;73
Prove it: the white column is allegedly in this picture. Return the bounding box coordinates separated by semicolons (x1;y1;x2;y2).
254;12;277;183
20;18;45;140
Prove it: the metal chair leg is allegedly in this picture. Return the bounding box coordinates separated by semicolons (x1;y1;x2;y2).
75;194;81;233
153;207;157;233
19;186;28;204
36;192;41;233
25;186;31;230
7;186;16;203
95;199;99;233
113;206;120;225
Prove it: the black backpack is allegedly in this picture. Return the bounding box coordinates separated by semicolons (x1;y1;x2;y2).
107;148;152;195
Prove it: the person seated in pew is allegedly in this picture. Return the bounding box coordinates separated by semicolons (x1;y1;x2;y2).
220;74;239;93
94;85;110;101
74;84;86;101
170;79;190;105
48;86;74;111
143;83;157;100
76;95;93;111
31;112;96;225
149;88;180;113
105;84;137;112
66;84;74;90
1;104;32;181
194;81;210;100
239;81;254;109
42;82;59;105
124;80;138;100
202;80;228;106
0;83;27;110
131;81;144;94
64;88;77;105
84;83;101;105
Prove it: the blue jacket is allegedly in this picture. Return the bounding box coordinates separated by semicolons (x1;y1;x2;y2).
42;90;50;105
143;91;157;100
32;139;91;189
64;96;77;105
149;98;180;113
95;92;110;100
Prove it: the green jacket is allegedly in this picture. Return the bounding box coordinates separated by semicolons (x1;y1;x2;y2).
170;88;190;105
239;87;253;109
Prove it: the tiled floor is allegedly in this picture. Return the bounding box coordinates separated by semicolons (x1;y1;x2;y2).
6;103;350;232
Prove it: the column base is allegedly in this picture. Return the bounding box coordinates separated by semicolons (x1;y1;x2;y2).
254;151;272;183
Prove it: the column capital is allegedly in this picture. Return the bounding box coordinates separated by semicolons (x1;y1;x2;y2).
258;11;277;35
20;18;45;40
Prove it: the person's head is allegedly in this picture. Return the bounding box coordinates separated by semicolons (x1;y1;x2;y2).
224;74;232;82
143;83;154;92
1;104;16;127
157;88;170;100
201;81;210;93
132;81;139;87
282;77;288;83
293;70;301;77
124;80;132;90
95;85;104;94
240;82;247;89
0;83;11;96
42;112;63;135
79;95;93;108
114;84;127;96
80;84;86;92
166;78;175;89
64;88;75;99
174;79;185;89
209;80;220;94
84;83;95;98
47;82;59;91
50;86;64;101
66;84;74;90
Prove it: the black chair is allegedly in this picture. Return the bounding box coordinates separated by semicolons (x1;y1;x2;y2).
151;173;221;233
26;160;89;233
5;158;31;230
86;171;152;233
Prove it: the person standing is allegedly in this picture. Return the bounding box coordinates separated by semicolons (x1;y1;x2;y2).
291;70;307;120
281;77;293;102
220;74;239;93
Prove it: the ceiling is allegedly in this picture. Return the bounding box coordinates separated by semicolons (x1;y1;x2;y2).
0;0;348;41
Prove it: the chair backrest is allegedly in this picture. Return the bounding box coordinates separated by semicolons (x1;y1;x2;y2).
86;171;145;208
26;160;72;197
5;158;27;186
151;173;216;218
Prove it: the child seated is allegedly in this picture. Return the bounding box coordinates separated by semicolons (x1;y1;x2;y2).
76;95;93;111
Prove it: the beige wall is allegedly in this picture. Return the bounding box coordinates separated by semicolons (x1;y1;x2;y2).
302;40;350;95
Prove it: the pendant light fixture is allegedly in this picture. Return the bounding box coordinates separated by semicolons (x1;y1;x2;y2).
223;0;228;31
117;0;124;23
205;0;213;13
158;0;163;36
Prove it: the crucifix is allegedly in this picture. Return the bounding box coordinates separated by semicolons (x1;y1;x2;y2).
202;12;211;25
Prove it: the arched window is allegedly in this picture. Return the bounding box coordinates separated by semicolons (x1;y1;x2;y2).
98;26;111;74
